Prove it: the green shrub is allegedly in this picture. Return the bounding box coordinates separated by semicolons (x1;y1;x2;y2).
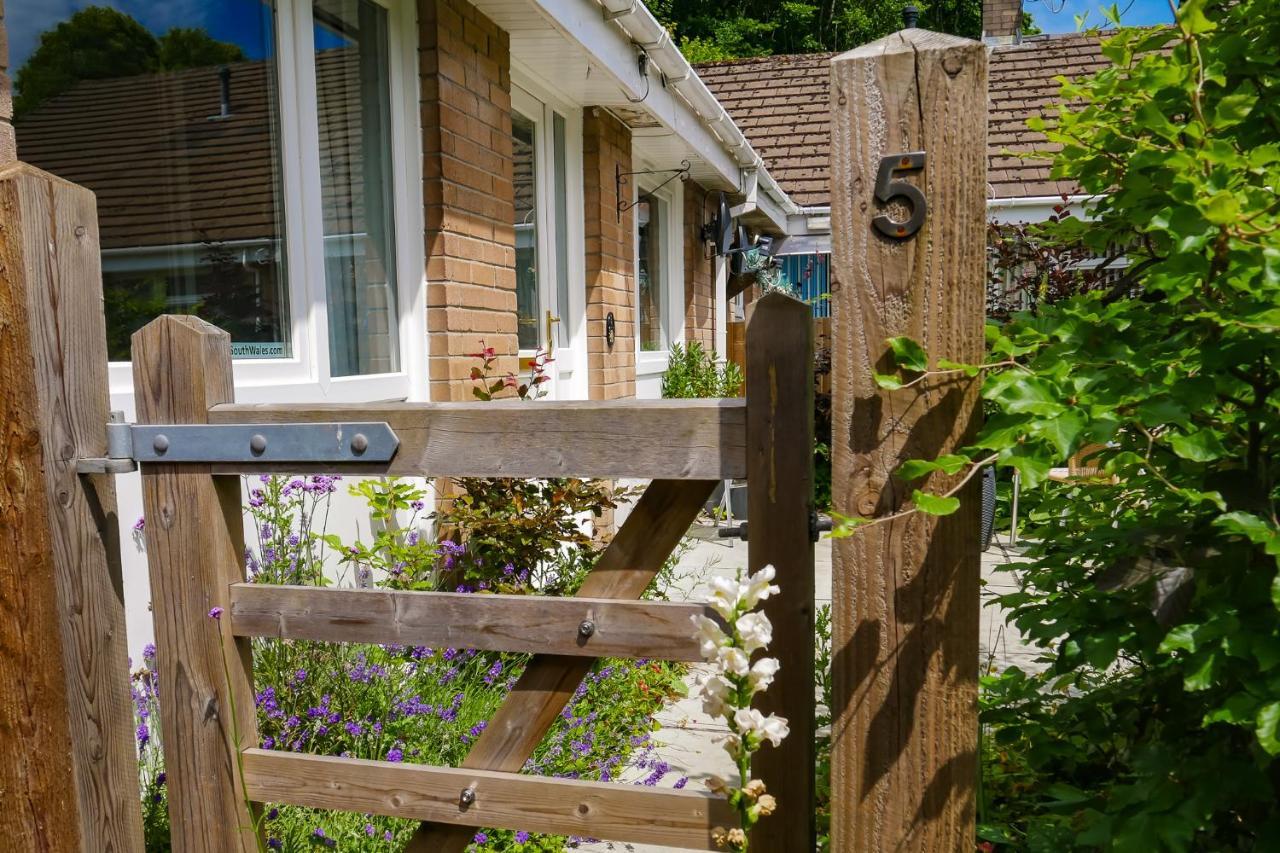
661;341;743;398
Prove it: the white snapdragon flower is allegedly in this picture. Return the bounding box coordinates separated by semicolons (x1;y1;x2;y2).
735;611;773;654
740;564;780;610
708;575;742;620
691;614;728;659
747;656;780;693
733;708;791;748
700;674;733;717
717;645;751;677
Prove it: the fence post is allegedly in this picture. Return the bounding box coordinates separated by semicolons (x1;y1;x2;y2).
0;159;145;846
829;27;988;852
133;316;261;851
746;291;816;850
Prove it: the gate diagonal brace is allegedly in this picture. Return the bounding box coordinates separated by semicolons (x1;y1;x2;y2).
75;416;400;472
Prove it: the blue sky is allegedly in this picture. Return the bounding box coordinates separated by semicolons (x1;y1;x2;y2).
1026;0;1175;33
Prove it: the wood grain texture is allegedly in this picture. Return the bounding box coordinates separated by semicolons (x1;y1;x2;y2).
406;478;717;851
0;165;84;852
230;584;715;661
829;28;987;852
205;399;746;479
745;292;817;850
242;749;735;849
133;316;261;852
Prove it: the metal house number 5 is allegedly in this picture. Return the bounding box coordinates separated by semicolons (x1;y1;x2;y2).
873;151;927;240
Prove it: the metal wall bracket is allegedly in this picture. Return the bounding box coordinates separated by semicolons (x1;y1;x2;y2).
76;419;399;471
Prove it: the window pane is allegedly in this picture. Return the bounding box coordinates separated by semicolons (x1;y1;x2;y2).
513;112;539;350
12;2;290;361
552;112;569;348
314;0;399;377
637;198;666;351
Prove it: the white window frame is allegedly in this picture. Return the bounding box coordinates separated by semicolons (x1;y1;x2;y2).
634;172;685;383
106;0;425;404
511;69;588;400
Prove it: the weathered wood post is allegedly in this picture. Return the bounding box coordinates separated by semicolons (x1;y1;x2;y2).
745;291;816;850
0;7;144;842
133;316;261;851
828;27;988;852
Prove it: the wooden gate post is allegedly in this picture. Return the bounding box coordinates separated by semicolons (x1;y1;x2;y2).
828;27;988;852
745;291;816;850
133;316;260;852
0;160;145;847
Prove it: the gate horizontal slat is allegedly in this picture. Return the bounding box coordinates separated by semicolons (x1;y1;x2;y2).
241;749;734;850
229;583;714;660
204;399;746;479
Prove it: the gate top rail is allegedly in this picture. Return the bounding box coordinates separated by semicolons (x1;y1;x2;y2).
101;398;746;479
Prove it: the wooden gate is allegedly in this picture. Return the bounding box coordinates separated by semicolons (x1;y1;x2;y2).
132;291;815;852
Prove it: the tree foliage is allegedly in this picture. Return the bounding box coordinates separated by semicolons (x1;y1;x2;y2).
874;0;1280;846
14;6;246;117
651;0;988;63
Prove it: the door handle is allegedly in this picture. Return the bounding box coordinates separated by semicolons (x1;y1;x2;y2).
545;310;561;351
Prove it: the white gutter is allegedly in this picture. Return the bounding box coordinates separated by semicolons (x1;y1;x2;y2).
594;0;797;232
987;193;1096;223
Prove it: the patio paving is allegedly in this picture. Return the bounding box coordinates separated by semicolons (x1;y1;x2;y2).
574;526;1038;852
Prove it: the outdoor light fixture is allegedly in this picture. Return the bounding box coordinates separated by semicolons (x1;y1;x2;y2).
605;312;616;347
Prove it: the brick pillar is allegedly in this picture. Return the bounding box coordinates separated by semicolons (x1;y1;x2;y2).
582;107;635;400
420;0;517;401
683;180;715;349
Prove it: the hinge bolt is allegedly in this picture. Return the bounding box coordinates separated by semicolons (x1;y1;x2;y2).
152;434;170;455
249;434;268;455
459;786;476;807
578;620;596;638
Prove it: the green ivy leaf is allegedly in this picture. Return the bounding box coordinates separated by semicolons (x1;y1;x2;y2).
874;373;903;390
912;490;960;516
897;454;969;481
886;337;928;372
1169;429;1228;461
1033;408;1088;459
1256;702;1280;755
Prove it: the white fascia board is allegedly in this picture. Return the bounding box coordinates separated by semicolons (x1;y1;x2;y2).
526;0;741;187
987;194;1096;224
752;183;790;233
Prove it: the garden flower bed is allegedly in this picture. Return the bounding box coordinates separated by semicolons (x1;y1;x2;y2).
132;473;690;852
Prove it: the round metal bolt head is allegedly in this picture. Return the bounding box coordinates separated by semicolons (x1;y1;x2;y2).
459;787;476;806
152;434;170;455
249;434;268;455
351;433;370;455
578;620;596;638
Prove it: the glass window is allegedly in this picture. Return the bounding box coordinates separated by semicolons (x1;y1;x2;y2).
552;112;570;349
637;197;667;351
513;112;539;351
313;0;400;377
12;1;290;361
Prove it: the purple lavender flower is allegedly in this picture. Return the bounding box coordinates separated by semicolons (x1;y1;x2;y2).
266;807;279;820
473;832;488;843
293;669;307;685
135;724;149;746
386;746;404;762
515;830;530;843
364;824;376;837
207;606;223;620
133;516;145;532
266;838;282;850
674;776;689;789
411;500;425;511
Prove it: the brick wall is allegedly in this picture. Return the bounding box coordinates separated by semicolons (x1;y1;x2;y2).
983;0;1022;37
419;0;517;401
683;181;715;349
582;107;635;400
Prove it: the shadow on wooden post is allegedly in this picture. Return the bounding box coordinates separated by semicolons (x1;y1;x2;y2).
133;316;261;852
0;159;145;849
746;291;816;850
829;27;988;853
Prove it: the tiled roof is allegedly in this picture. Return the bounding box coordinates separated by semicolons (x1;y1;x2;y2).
696;32;1111;206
